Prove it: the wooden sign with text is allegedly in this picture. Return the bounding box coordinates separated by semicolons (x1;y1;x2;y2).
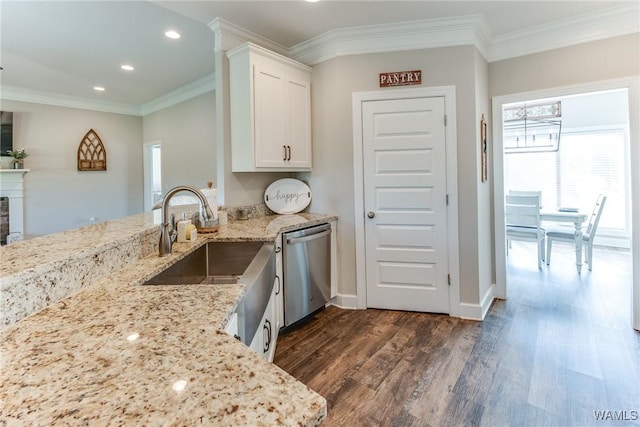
379;70;422;87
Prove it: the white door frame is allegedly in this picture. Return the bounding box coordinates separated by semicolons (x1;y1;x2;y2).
143;140;161;211
492;76;640;331
352;85;461;315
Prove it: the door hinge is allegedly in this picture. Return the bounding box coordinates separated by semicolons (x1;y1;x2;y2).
448;274;451;286
446;194;449;206
444;115;447;126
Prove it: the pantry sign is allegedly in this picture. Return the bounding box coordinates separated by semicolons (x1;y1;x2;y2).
379;70;422;87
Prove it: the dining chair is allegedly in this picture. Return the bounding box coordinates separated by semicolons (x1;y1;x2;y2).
505;194;545;269
507;190;542;247
545;194;607;271
509;190;542;198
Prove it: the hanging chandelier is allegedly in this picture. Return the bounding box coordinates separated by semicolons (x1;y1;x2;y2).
503;101;562;153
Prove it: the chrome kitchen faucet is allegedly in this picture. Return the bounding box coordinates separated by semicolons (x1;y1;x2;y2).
158;186;216;257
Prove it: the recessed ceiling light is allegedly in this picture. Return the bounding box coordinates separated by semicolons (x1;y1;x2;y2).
121;64;134;71
165;30;181;39
93;86;105;92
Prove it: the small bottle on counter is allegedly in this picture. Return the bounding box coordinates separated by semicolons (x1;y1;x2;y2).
176;220;191;242
218;208;228;225
237;207;250;220
186;223;197;241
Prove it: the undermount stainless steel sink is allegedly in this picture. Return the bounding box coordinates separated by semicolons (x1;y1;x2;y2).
143;241;264;285
143;241;276;346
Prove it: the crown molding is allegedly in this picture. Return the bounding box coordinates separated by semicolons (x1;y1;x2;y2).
290;15;492;65
0;85;142;115
0;74;216;117
208;17;289;56
3;4;636;115
141;74;215;115
488;2;640;62
287;3;638;65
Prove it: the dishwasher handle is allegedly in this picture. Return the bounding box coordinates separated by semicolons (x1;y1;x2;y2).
286;229;331;244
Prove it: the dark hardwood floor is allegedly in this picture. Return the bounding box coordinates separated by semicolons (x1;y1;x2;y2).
274;243;640;426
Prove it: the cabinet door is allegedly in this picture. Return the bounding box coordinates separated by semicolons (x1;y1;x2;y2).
254;63;287;168
248;286;279;361
285;77;312;168
263;285;279;362
262;311;274;361
270;285;280;360
228;43;312;172
275;235;284;329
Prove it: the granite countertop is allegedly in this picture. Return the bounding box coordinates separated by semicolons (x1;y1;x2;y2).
0;209;334;327
0;211;336;425
0;210;331;278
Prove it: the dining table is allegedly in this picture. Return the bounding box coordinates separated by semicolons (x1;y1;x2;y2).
540;210;588;273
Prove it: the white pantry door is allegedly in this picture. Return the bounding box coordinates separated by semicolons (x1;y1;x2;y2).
363;96;450;313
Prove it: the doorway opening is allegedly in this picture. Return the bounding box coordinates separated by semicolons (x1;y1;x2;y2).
504;89;631;250
143;141;162;211
492;78;639;330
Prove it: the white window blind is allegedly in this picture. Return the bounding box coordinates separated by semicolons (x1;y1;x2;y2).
505;128;628;238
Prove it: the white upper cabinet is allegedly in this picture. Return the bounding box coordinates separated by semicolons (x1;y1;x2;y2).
227;43;312;172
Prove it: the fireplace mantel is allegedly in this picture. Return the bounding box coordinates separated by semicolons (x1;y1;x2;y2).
0;169;30;175
0;169;30;238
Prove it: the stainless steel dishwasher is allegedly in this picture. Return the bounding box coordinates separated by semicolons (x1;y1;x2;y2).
282;223;332;327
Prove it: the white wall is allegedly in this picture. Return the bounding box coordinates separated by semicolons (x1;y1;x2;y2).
0;100;143;237
143;91;217;195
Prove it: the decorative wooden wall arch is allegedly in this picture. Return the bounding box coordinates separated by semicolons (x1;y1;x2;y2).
78;129;107;171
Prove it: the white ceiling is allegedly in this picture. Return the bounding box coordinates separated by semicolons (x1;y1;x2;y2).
0;1;637;113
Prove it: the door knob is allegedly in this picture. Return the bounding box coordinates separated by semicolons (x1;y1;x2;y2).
367;211;375;219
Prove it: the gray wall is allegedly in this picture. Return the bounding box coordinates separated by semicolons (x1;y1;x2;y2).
304;45;488;306
489;34;639;97
3;91;219;237
1;100;143;237
474;49;494;306
302;33;639;307
143;91;217;194
489;33;640;328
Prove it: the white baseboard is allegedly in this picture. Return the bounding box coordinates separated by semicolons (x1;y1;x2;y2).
456;285;495;321
480;285;496;319
329;290;497;320
328;294;359;310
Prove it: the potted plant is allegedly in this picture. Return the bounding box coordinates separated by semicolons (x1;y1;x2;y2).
7;148;29;169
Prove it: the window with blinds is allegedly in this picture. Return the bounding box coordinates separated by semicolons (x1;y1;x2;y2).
505;128;629;242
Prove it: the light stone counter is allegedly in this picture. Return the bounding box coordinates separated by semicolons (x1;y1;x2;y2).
0;210;336;425
1;210;164;327
1;208;334;327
